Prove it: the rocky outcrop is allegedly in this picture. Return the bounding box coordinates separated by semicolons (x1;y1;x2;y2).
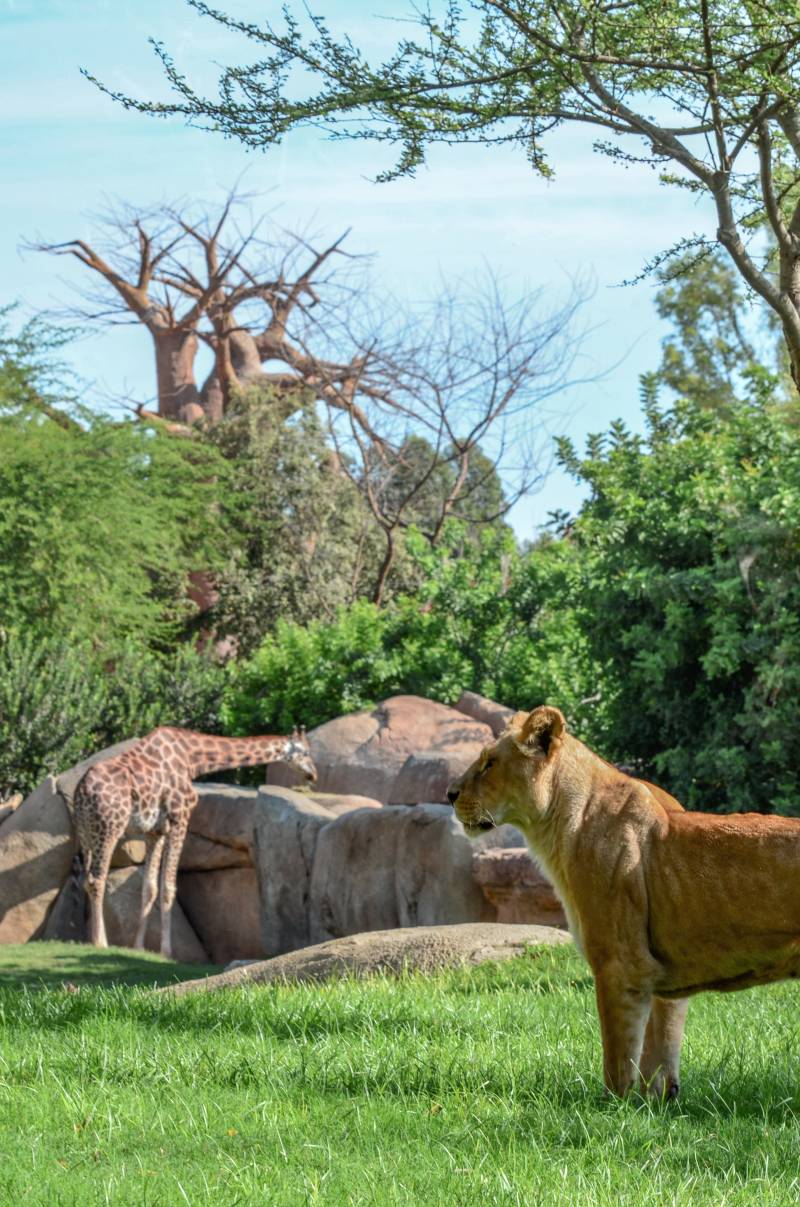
267;695;492;803
453;690;515;737
252;788;334;957
103;866;208;962
164;923;572;995
178;867;262;963
473;848;567;927
2;698;569;965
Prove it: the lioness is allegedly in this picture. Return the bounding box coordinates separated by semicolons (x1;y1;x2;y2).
448;705;800;1099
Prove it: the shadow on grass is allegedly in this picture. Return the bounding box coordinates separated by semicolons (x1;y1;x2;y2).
0;941;221;989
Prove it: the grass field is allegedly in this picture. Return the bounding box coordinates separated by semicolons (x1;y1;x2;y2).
1;941;800;1204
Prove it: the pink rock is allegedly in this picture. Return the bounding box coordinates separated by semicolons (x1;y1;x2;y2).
472;847;567;928
453;691;515;737
267;695;493;804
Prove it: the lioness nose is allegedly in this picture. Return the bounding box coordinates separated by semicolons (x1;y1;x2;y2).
447;786;459;805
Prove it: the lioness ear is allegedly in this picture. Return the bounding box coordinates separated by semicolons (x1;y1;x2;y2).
515;706;566;760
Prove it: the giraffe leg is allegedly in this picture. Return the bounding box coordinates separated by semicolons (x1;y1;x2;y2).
84;834;118;948
74;780;130;950
133;833;166;951
158;807;192;959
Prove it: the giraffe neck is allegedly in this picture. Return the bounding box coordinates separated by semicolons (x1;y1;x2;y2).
185;735;290;778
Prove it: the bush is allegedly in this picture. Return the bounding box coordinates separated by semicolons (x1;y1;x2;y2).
0;632;227;798
556;385;800;812
0;632;107;799
222;526;604;736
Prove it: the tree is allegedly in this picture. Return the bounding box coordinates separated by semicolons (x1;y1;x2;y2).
0;313;228;650
205;385;385;652
32;196;379;429
323;276;578;600
97;0;800;394
34;195;583;570
555;381;800;814
650;251;761;409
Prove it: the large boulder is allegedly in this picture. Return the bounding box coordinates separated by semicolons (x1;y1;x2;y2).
267;695;493;803
473;848;567;927
0;739;138;944
453;690;515;737
186;783;258;853
308;792;382;817
252;787;335;957
103;866;208;962
178;867;263;964
308;804;495;945
165;923;572;995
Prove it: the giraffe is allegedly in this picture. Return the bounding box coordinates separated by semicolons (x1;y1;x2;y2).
72;726;317;958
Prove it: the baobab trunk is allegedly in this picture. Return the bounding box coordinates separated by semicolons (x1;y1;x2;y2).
154;329;201;420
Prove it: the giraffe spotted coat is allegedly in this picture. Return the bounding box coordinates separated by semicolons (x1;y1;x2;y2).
73;726;316;958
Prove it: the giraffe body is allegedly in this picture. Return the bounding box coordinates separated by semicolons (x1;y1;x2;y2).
73;726;316;957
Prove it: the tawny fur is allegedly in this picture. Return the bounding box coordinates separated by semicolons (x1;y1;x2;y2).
73;726;316;958
448;705;800;1099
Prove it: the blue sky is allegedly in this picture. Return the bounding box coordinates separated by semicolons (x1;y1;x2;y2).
2;0;721;536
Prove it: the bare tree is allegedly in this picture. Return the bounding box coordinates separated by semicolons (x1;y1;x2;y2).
31;193;383;431
325;278;582;602
32;194;585;588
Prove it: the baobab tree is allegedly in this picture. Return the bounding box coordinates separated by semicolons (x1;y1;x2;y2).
34;193;585;597
33;194;382;433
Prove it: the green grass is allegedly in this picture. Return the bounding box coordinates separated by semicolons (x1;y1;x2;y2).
0;941;222;989
1;942;800;1204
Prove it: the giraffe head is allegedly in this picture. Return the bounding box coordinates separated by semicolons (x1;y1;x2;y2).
283;726;317;783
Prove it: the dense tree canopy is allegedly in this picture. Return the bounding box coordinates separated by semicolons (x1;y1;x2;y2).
104;0;800;392
0;313;228;649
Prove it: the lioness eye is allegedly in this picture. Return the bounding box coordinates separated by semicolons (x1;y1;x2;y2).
484;758;496;771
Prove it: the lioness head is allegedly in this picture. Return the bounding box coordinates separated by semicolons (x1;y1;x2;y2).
447;705;566;837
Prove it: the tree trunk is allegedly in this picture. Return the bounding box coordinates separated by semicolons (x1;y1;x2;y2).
154;329;200;420
372;530;396;606
201;330;267;421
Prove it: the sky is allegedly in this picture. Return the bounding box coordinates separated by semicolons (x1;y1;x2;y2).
1;0;721;536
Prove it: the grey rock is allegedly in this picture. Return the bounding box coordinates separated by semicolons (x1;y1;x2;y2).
268;695;492;804
453;690;514;737
308;804;495;946
164;922;572;995
178;867;264;964
252;787;334;956
103;866;208;963
187;783;258;853
473;847;567;927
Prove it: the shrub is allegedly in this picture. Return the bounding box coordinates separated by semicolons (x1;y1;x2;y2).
0;632;227;798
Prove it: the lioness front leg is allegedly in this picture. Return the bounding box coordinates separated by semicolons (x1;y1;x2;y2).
639;997;688;1099
594;975;652;1096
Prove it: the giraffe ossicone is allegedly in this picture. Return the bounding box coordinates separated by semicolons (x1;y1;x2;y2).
72;726;317;958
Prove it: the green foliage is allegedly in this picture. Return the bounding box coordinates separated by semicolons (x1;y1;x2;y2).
0;411;227;650
222;598;399;734
0;313;231;651
207;388;384;652
223;524;601;736
0;631;227;797
0;631;107;799
652;251;761;410
558;387;800;812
